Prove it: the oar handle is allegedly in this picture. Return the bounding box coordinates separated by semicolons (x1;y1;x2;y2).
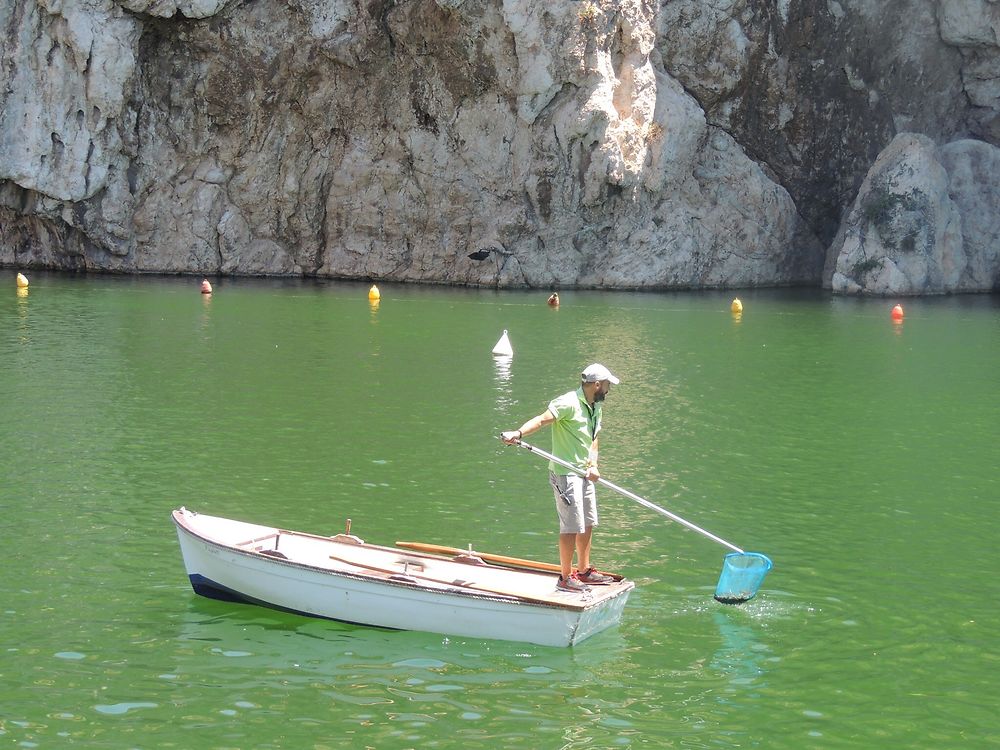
508;438;744;554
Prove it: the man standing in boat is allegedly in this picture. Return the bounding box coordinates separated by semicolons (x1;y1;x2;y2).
501;364;619;592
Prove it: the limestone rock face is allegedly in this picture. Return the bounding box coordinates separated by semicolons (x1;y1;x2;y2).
0;0;139;203
940;0;1000;143
938;139;1000;290
0;0;997;293
657;0;993;247
825;133;1000;294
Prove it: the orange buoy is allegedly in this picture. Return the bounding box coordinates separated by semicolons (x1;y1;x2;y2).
891;304;904;321
16;272;29;288
200;279;213;294
547;292;559;307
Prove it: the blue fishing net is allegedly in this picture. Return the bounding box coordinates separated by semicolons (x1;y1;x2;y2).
714;552;773;604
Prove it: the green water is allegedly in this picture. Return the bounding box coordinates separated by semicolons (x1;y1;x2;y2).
2;272;998;748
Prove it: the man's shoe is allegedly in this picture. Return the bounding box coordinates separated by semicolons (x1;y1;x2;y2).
576;567;614;584
556;575;590;592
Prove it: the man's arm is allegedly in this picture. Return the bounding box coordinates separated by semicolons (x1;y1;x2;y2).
501;410;555;444
585;437;600;480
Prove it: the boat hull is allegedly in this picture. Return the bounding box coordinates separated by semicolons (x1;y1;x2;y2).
172;508;633;647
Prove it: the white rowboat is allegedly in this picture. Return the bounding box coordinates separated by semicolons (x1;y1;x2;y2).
172;508;634;647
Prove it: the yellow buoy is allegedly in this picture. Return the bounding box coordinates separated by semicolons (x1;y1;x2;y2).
368;284;380;301
731;298;743;314
16;272;29;288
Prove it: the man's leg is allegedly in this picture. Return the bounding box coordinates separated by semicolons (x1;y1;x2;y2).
559;532;577;578
575;526;594;573
552;473;585;579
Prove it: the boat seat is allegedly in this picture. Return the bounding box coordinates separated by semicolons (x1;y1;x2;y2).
452;553;487;566
330;533;364;545
236;532;279;548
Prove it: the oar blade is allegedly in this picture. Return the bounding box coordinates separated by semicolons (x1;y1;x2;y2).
713;552;773;604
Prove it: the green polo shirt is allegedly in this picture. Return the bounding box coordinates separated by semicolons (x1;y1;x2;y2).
546;387;601;474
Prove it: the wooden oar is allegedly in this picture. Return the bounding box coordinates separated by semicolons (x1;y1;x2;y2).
395;541;562;573
326;553;577;608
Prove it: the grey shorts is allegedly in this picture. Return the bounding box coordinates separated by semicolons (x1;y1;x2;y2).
550;472;599;534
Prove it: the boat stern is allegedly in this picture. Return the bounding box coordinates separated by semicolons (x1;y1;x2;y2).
569;581;635;645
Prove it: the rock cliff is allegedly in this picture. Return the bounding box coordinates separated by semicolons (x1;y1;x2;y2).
1;0;997;293
825;134;1000;294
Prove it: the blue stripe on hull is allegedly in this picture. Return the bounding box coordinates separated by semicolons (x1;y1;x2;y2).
189;573;245;602
187;574;397;631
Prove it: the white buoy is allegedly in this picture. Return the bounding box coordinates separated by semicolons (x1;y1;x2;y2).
492;329;513;357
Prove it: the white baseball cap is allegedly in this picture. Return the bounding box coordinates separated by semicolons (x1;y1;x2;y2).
581;363;620;384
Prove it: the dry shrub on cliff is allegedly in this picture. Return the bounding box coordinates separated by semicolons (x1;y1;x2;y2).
579;2;600;26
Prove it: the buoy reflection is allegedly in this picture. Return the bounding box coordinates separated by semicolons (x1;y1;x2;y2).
493;355;513;411
493;355;512;382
